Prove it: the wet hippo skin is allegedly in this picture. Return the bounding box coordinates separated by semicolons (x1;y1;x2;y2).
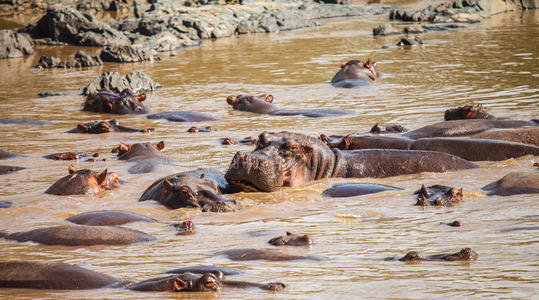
330;59;380;88
403;119;537;140
0;261;129;289
2;224;156;246
217;248;323;261
323;183;401;198
444;104;495;120
469;127;539;146
112;141;169;174
0;150;22;160
268;232;313;246
166;266;244;276
83;89;150;114
45;165;120;195
139;168;235;212
225;131;477;193
226;95;351;118
415;184;463;207
128;273;222;292
320;134;414;150
66;119;153;134
482;172;539;196
0;165;25;175
386;248;478;262
146;111;219;122
66;210;157;226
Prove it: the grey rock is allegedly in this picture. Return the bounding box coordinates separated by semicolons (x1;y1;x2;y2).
0;30;34;59
373;23;400;36
100;45;157;63
83;70;161;95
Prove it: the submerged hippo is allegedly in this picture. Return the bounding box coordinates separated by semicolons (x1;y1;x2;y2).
217;248;322;261
139;168;235;212
469;127;539;146
0;165;25;175
410;138;539;161
320;134;414;150
444;104;495;120
173;220;196;235
415;184;463;207
188;126;213;133
128;272;222;292
403;119;537;139
112;141;169;174
268;232;313;246
225;131;477;192
83;89;150;114
330;59;380;88
226;95;350;118
482;172;539;196
67;119;153;134
1;224;156;246
0;261;129;289
146;111;218;122
370;123;408;134
386;248;478;262
43;152;95;160
0;150;22;160
323;182;401;198
166;266;244;276
0;201;12;208
45;165;120;195
66;210;157;226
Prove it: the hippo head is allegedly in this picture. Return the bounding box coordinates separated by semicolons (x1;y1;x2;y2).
159;174;235;212
450;248;478;261
444;104;495;120
225;131;336;192
84;89;149;114
76;119;120;134
399;251;423;262
330;59;380;88
226;95;277;114
113;141;164;160
268;232;313;246
173;272;222;292
45;165;120;195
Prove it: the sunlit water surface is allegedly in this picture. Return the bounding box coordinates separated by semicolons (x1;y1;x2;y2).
0;8;537;300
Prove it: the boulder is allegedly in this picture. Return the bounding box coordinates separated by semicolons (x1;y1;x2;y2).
83;70;161;95
0;30;34;59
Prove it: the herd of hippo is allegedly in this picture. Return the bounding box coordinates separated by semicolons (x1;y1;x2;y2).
1;59;538;293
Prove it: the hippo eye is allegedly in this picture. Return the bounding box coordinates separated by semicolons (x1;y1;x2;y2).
180;186;191;195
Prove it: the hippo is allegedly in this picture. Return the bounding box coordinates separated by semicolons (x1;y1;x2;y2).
410;138;539;161
188;126;213;133
146;111;218;122
444;104;495;120
223;280;286;291
43;152;93;160
268;232;313;246
403;119;537;140
45;165;120;195
482;172;539;196
66;210;157;226
226;95;350;118
323;183;401;198
66;119;153;134
225;131;477;192
370;123;408;134
0;261;129;289
0;201;12;208
1;224;156;246
0;150;22;160
385;248;478;262
112;141;169;174
396;36;423;47
0;165;25;175
441;220;463;227
217;248;322;261
415;184;462;207
221;137;235;145
83;89;150;114
128;273;222;292
0;119;52;125
320;134;414;150
139;168;235;212
469;127;539;146
330;59;379;88
173;220;196;235
37;91;67;97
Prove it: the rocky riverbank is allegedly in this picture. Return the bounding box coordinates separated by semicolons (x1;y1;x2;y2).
0;0;390;60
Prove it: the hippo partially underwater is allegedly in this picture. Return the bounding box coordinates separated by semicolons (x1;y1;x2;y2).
330;59;380;88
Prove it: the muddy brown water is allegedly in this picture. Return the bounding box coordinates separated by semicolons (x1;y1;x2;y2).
0;8;538;299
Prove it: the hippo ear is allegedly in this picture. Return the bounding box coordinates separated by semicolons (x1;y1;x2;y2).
76;124;88;132
135;93;146;102
364;59;371;68
339;61;345;68
68;165;77;174
106;103;113;112
476;103;482;109
119;143;129;153
226;96;238;106
96;169;108;185
264;95;274;103
163;180;173;193
286;231;292;236
173;277;189;292
156;141;165;151
199;173;205;180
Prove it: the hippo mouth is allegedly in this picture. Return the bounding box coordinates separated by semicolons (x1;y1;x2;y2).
226;179;264;193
